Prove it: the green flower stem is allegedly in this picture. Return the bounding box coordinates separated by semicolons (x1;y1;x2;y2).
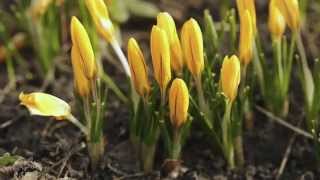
234;134;244;167
253;41;265;97
195;75;212;129
274;39;284;91
101;72;129;104
141;141;157;173
222;100;235;169
170;129;181;160
66;114;88;135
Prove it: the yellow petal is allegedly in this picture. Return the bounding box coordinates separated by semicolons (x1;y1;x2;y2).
70;16;97;80
157;12;184;73
169;78;189;128
181;18;204;79
85;0;115;42
277;0;300;32
239;10;254;65
19;92;71;119
150;25;171;94
71;46;91;97
236;0;257;34
268;0;286;40
127;38;150;98
220;55;241;102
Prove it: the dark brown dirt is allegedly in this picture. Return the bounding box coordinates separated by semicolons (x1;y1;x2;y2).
1;0;320;179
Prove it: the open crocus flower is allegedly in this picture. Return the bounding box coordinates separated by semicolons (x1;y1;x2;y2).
19;92;71;119
19;92;88;134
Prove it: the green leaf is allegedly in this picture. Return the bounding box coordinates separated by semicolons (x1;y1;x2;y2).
0;153;22;167
109;0;130;23
126;0;159;18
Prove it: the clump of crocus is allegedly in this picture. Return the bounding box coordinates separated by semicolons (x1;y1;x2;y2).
126;13;194;173
263;0;291;117
181;18;210;125
220;55;241;169
20;16;107;168
70;16;107;167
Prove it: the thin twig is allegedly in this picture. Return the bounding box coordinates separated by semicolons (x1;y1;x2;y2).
0;81;15;104
107;163;127;176
275;120;301;180
118;172;146;180
0;114;22;129
255;105;313;139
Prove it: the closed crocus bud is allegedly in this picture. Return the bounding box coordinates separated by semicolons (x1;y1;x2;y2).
127;38;150;98
268;0;286;41
70;16;97;80
157;12;184;73
181;18;204;79
19;92;71;119
236;0;257;34
220;55;241;102
239;10;254;65
277;0;300;32
85;0;115;43
169;78;189;128
71;46;91;97
150;25;171;94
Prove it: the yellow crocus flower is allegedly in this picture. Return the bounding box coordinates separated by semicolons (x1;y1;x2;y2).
70;16;97;80
85;0;115;43
220;55;241;102
268;0;286;41
150;25;171;95
277;0;300;32
157;12;184;73
29;0;53;20
169;78;189;128
71;46;91;97
236;0;257;34
181;18;204;79
127;38;150;98
19;92;71;119
239;10;254;65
